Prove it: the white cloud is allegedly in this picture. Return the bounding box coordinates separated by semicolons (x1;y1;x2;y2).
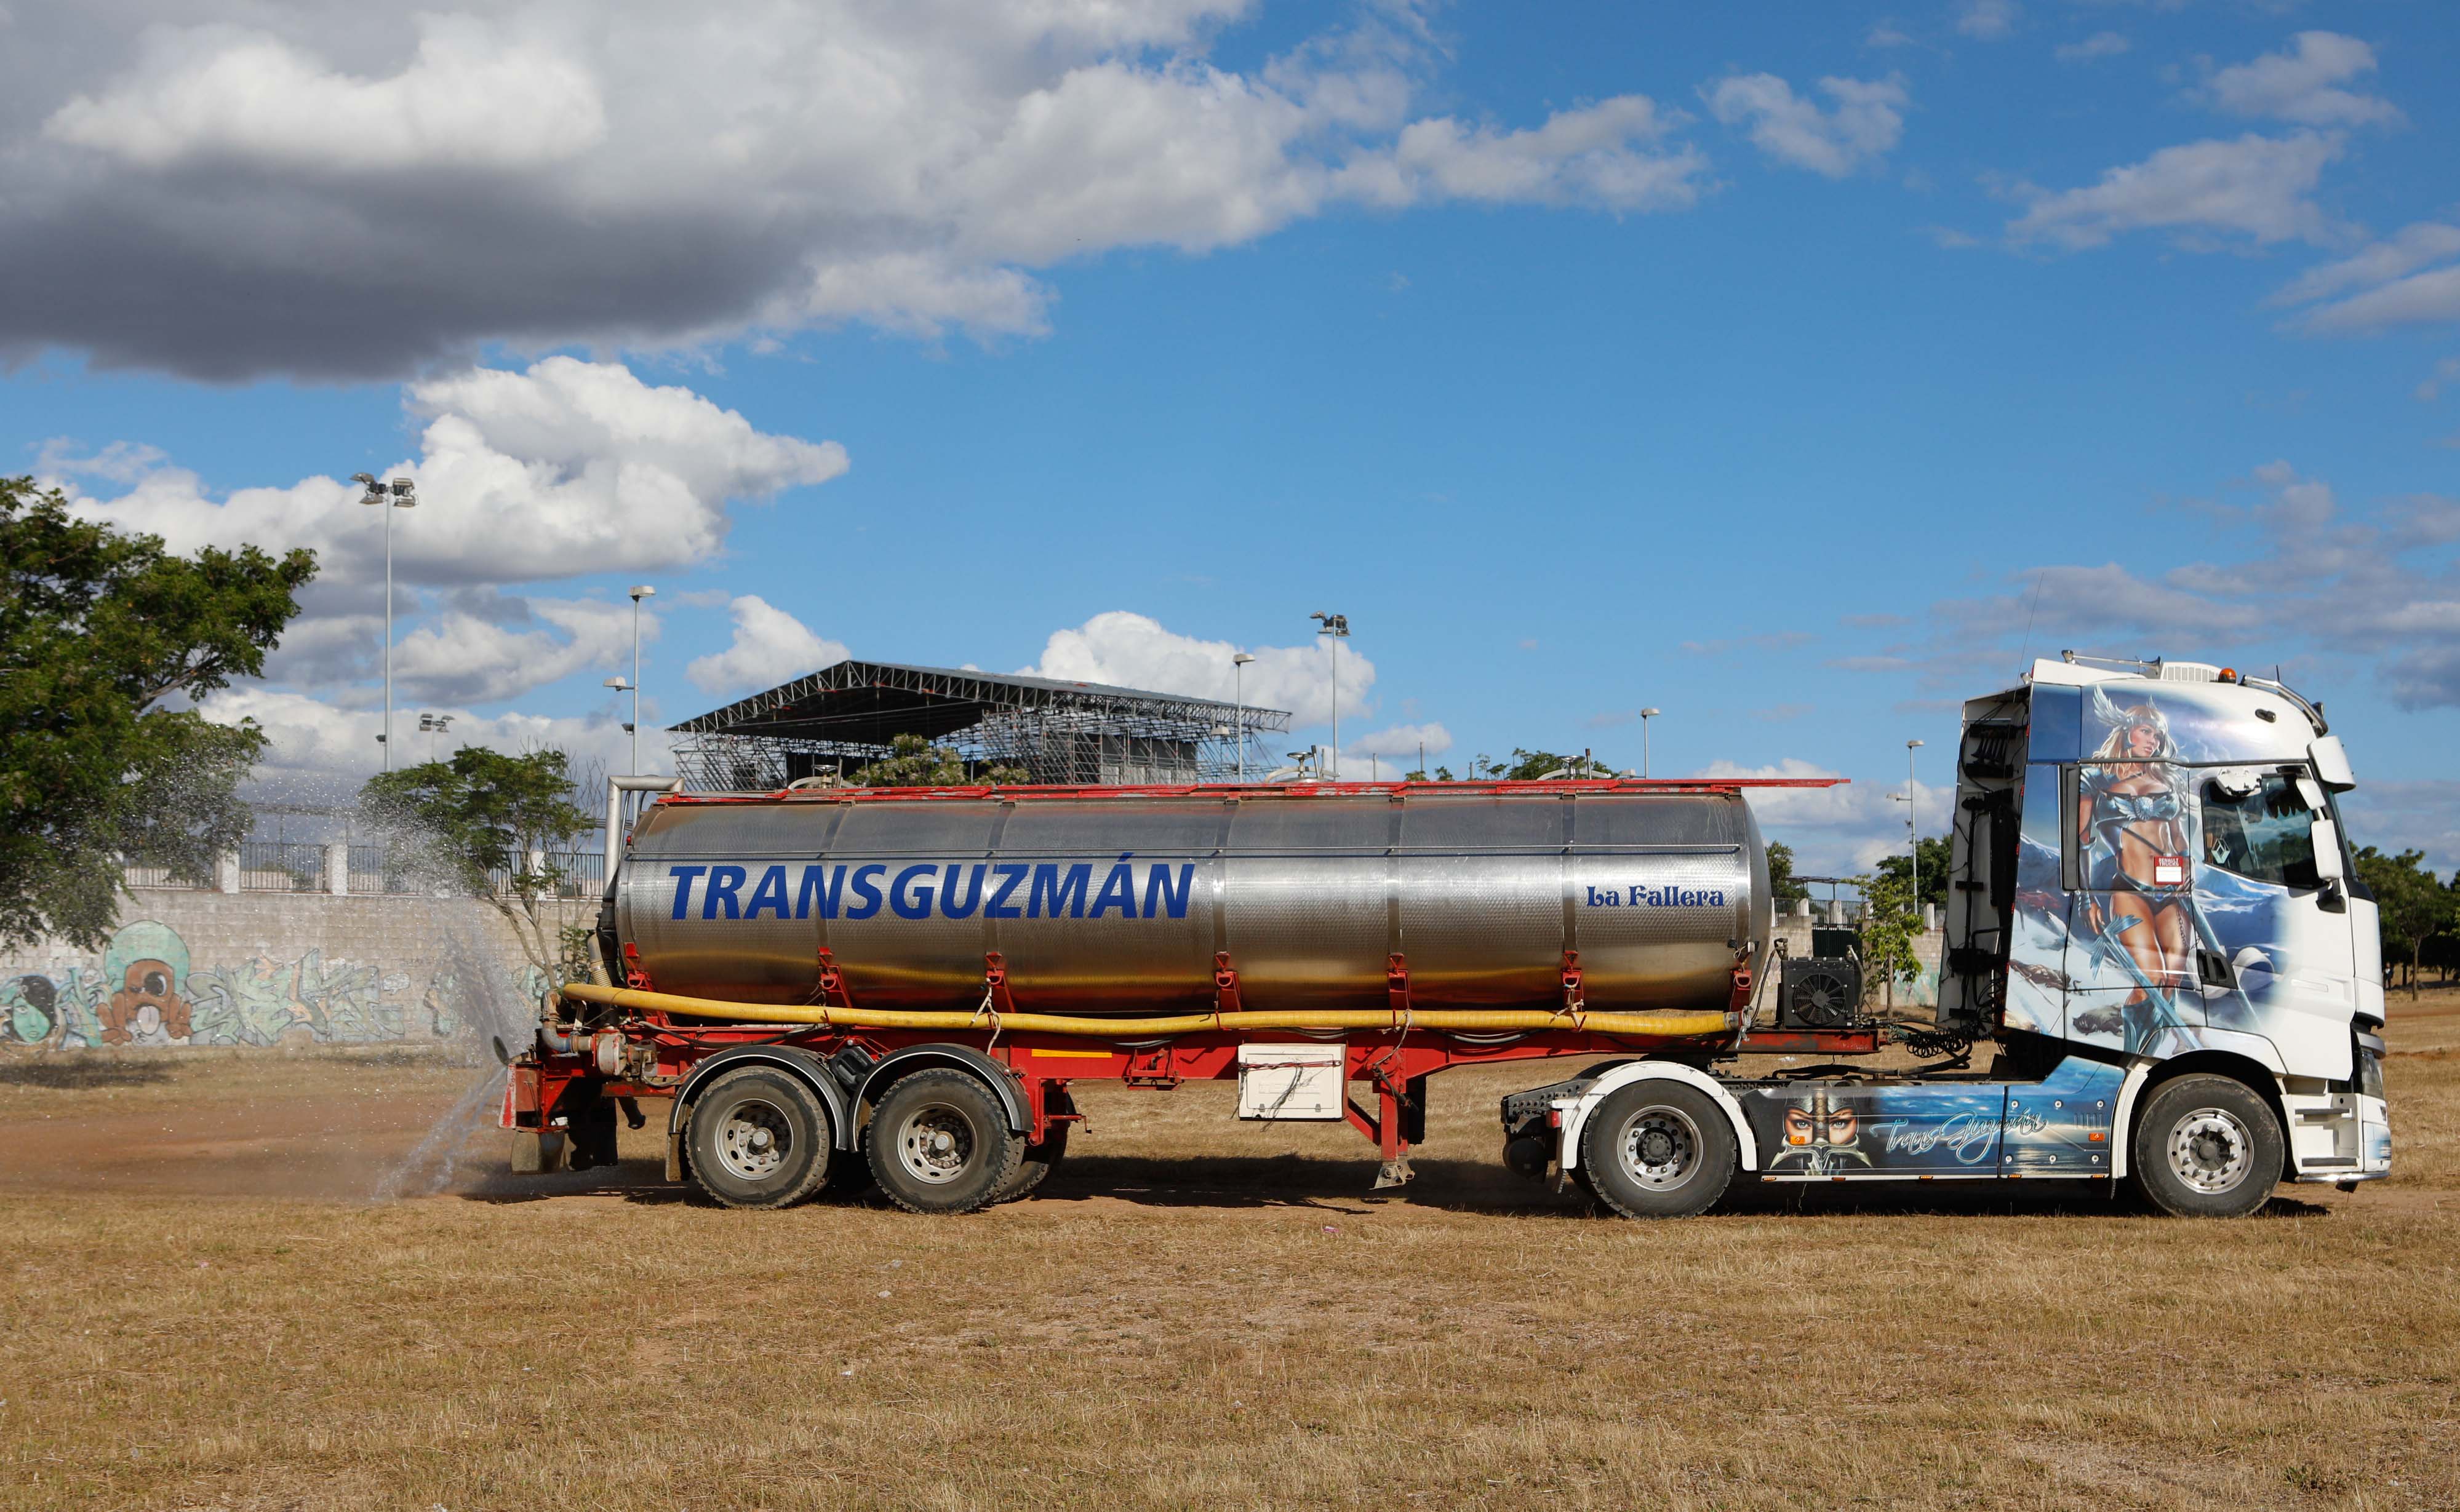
45;17;607;172
1908;461;2460;710
388;597;645;706
31;438;168;484
4;3;1713;377
1344;97;1707;212
2004;132;2344;250
1695;758;1949;872
2264;221;2460;336
2269;223;2460;308
202;686;672;787
55;357;846;589
1705;73;1909;179
2294;266;2460;338
687;595;849;696
1955;0;2021;41
2336;781;2460;876
2193;32;2400;127
2415;358;2460;404
2055;32;2131;62
1348;722;1452;760
1020;610;1372;726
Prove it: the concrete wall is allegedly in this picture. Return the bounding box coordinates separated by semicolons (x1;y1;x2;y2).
0;886;594;1050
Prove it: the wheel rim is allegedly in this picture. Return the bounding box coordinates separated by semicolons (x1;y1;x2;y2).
716;1097;793;1182
2166;1106;2254;1195
1616;1103;1702;1190
895;1102;978;1186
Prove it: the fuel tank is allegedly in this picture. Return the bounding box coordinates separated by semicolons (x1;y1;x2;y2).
612;784;1775;1014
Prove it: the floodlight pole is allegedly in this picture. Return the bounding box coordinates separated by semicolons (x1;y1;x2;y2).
1232;652;1255;782
1311;611;1348;779
1639;707;1661;779
1906;739;1926;910
628;584;656;773
354;474;416;770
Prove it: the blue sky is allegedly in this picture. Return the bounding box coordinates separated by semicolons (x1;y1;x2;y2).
7;2;2459;872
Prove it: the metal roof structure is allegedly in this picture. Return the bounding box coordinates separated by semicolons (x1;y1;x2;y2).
668;659;1293;791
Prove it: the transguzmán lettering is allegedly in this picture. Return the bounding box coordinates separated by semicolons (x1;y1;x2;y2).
1582;884;1727;909
668;860;1197;923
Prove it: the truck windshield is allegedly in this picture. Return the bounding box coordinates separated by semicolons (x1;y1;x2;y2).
2200;774;2320;889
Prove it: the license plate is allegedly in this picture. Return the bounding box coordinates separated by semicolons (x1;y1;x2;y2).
2152;855;2186;886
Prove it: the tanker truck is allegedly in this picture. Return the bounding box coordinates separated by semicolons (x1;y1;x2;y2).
510;654;2392;1219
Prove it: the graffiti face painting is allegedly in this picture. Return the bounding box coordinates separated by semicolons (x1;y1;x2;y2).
2;916;547;1051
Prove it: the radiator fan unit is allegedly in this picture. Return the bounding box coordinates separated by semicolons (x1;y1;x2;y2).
1779;955;1863;1030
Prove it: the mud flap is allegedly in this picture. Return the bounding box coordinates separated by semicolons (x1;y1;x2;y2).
510;1131;566;1174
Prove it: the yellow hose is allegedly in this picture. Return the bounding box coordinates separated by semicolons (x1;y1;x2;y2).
555;980;1731;1041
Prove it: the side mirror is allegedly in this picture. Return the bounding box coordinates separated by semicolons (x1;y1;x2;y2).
2309;818;2345;882
2309;736;2357;791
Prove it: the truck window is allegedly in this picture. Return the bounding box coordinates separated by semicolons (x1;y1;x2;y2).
2200;775;2320;889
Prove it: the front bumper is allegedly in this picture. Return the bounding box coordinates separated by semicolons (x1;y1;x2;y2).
2283;1089;2390;1183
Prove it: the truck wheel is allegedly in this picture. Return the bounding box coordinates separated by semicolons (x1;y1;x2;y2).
1578;1081;1738;1219
867;1069;1023;1215
685;1067;833;1209
990;1124;1068;1204
2129;1074;2283;1219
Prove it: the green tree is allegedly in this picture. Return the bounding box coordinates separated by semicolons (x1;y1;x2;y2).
845;733;1030;788
1871;835;1952;910
362;747;595;977
1458;749;1618;781
1766;841;1810;905
1853;869;1925;1012
1;477;315;950
2352;846;2454;998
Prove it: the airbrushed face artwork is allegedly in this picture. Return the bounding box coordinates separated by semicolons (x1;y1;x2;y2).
1739;1057;2125;1179
2002;678;2362;1077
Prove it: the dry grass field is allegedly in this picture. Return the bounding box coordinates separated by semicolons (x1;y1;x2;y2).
2;998;2456;1511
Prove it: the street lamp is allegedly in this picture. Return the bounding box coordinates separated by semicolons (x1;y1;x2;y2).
1310;611;1348;779
1231;652;1255;782
1639;707;1662;778
627;584;655;774
605;675;634;744
353;474;417;770
418;712;453;764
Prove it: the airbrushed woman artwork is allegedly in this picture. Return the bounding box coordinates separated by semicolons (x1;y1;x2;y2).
2077;689;2205;1049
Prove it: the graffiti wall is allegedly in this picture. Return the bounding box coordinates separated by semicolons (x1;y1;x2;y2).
0;894;581;1050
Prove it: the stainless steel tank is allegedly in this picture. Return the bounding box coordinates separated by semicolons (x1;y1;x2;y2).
612;786;1773;1014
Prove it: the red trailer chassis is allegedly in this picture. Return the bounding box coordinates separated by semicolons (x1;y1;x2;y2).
505;1000;1880;1186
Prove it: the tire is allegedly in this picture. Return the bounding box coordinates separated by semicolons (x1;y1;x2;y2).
2128;1073;2283;1219
866;1069;1024;1215
1578;1080;1739;1219
989;1124;1068;1205
684;1067;833;1210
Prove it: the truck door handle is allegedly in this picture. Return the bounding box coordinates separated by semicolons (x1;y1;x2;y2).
2196;949;2235;990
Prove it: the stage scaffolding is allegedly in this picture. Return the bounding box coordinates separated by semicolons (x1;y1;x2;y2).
667;659;1292;791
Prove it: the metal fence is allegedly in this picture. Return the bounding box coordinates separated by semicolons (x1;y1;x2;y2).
239;842;326;893
347;844;414;894
125;845;605;897
484;852;606;899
